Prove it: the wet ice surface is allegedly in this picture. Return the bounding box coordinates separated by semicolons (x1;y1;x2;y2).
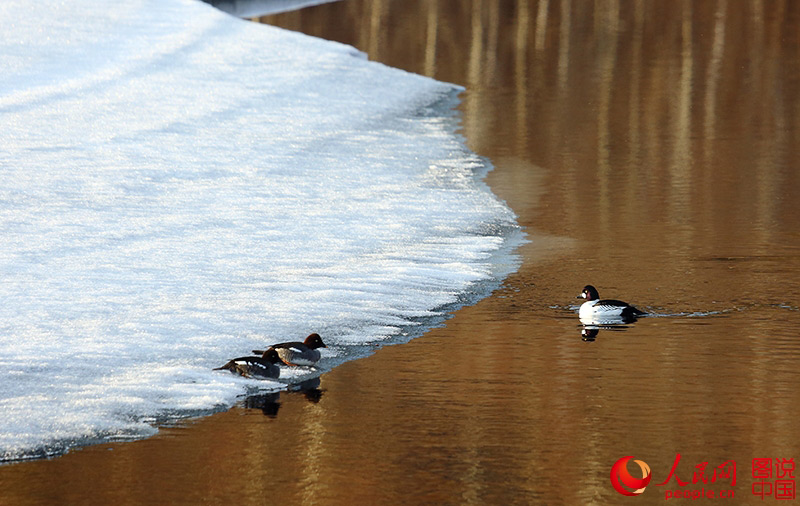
0;0;520;461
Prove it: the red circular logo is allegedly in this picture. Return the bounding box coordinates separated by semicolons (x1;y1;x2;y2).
610;456;652;496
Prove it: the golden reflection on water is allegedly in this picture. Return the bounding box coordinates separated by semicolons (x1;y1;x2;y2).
265;1;800;305
265;1;800;250
2;1;800;505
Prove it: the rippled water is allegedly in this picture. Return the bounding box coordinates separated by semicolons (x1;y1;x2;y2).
1;1;799;504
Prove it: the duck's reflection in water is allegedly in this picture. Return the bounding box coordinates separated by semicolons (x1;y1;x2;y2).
243;377;323;417
244;391;282;417
580;314;640;342
580;325;635;342
290;377;323;404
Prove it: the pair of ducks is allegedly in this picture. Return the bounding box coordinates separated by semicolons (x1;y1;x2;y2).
214;333;327;380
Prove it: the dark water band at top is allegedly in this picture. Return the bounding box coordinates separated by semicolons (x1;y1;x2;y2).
201;0;339;18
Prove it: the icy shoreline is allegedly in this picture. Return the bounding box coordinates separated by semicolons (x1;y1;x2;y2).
0;0;520;462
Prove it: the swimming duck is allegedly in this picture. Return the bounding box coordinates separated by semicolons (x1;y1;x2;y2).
252;333;327;367
213;348;282;379
577;285;645;322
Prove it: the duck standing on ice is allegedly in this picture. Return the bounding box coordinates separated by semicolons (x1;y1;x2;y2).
213;348;283;379
252;333;327;367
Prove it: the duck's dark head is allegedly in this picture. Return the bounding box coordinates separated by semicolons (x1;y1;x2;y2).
577;285;600;301
262;348;282;363
304;333;327;349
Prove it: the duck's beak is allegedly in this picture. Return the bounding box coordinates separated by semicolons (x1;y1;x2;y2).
577;293;586;299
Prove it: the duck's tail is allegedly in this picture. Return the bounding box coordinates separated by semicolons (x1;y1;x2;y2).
623;306;647;318
213;361;235;371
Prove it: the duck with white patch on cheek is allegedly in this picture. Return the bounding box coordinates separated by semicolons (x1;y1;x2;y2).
577;285;645;324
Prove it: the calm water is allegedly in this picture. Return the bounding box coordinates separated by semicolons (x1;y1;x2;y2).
2;1;799;504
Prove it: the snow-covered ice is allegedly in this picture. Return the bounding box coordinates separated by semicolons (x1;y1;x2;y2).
0;0;520;461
